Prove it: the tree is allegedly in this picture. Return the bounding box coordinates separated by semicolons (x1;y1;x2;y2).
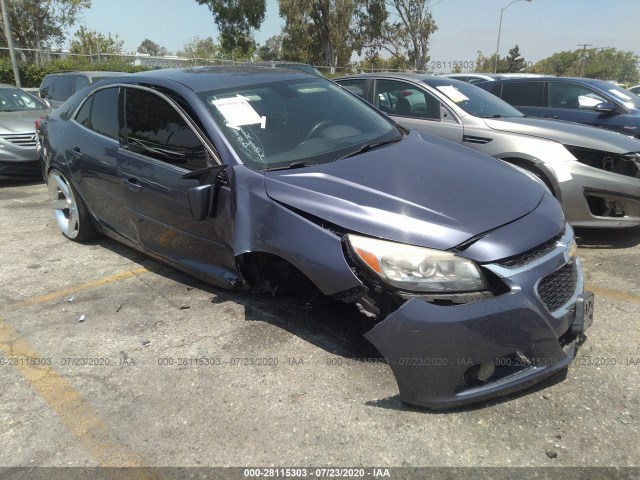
279;0;355;69
257;35;282;61
474;50;505;73
137;38;168;56
0;0;90;61
178;36;220;60
69;26;123;56
532;48;639;83
353;0;437;71
505;44;526;72
195;0;265;57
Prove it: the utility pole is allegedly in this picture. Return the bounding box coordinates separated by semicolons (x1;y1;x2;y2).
577;43;592;77
0;0;21;87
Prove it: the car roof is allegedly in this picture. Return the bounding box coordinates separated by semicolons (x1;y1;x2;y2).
335;72;470;87
122;66;314;93
45;71;129;77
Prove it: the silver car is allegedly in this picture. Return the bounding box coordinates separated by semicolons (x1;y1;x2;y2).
335;73;640;228
0;84;51;180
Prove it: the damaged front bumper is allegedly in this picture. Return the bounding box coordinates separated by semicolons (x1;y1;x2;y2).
364;228;593;409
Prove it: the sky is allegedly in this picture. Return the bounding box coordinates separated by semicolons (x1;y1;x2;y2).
79;0;640;68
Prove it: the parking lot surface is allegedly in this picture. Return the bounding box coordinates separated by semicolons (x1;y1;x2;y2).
1;181;639;475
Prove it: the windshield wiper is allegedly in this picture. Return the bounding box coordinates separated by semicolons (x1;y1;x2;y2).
264;161;318;171
335;137;403;161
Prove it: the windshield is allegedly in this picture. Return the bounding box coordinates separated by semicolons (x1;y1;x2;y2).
601;84;640;110
0;88;47;112
198;78;400;170
433;81;524;118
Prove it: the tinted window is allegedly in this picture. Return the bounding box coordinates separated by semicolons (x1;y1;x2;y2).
124;88;209;171
375;79;441;120
500;82;544;107
40;76;58;99
51;75;76;101
74;76;90;93
90;88;119;139
337;79;367;99
548;82;606;110
74;96;93;128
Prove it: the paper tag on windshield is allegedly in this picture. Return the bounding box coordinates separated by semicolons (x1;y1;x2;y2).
436;86;469;103
213;95;265;128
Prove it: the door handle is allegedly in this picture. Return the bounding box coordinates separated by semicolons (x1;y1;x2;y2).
121;177;142;191
544;114;559;119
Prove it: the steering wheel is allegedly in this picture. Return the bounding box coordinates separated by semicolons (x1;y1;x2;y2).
303;120;335;142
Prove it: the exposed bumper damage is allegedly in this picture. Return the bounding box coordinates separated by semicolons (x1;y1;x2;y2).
362;228;592;409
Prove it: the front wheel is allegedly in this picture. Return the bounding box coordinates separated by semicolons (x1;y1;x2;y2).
47;169;97;242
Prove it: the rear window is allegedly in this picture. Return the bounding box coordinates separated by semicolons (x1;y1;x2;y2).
51;75;77;102
500;82;544;107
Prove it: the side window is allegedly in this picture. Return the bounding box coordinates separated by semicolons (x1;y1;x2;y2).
548;83;606;110
337;79;367;100
40;76;57;99
124;88;209;171
73;88;119;140
74;96;94;129
374;80;441;120
500;82;544;107
73;76;90;94
51;75;76;102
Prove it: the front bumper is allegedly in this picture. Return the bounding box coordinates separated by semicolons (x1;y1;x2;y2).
0;160;41;180
364;227;591;409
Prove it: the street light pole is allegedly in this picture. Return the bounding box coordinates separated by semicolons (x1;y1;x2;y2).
494;0;532;74
0;0;21;87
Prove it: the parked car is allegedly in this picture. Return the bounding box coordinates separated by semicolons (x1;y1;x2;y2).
0;84;51;179
629;85;640;95
36;66;592;409
441;73;551;84
335;73;640;228
475;77;640;138
39;71;129;108
246;61;323;76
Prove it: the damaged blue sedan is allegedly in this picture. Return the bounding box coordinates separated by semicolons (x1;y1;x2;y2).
36;67;593;408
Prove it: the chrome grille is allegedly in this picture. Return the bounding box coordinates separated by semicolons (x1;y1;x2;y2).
0;133;37;148
499;232;562;268
537;262;578;312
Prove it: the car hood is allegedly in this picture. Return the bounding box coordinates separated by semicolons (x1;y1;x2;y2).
0;109;50;134
264;132;547;252
483;117;640;153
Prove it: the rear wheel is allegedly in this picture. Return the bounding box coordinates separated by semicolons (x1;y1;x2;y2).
47;169;97;242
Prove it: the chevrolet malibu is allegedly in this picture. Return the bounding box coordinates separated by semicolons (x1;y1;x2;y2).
36;67;593;408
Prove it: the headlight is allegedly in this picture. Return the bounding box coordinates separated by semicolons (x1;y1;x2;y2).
347;234;488;293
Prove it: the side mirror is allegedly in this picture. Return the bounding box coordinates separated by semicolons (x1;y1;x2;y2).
593;102;617;114
182;164;228;221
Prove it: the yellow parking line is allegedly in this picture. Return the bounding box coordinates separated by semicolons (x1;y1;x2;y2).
586;284;640;305
1;266;156;314
0;318;156;474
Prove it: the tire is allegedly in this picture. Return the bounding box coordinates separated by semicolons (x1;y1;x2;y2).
47;169;97;242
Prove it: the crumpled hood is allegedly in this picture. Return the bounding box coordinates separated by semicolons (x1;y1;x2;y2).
484;117;640;153
264;132;547;252
0;109;50;134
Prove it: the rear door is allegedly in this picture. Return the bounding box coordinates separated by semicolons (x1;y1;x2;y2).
67;85;138;243
494;81;547;117
117;86;237;284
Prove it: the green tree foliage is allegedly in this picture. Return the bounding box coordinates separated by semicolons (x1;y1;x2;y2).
195;0;265;57
69;26;124;56
505;44;526;73
474;45;526;73
533;48;639;83
0;0;90;61
279;0;355;69
353;0;437;71
257;35;282;61
137;38;168;56
178;36;221;60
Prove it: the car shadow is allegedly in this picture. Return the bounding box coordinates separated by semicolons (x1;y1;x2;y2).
92;235;573;414
574;226;640;249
